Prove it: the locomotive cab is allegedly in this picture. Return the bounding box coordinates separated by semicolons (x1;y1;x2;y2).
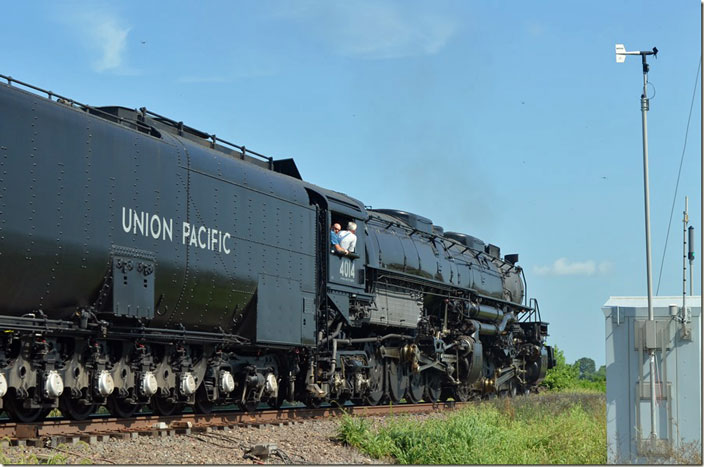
325;201;370;323
329;212;364;285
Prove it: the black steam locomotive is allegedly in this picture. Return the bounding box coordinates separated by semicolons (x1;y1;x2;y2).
0;75;554;422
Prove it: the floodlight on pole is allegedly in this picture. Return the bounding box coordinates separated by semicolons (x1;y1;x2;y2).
615;42;659;445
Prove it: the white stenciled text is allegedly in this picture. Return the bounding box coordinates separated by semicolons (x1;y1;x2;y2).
122;207;173;241
182;221;231;254
121;207;232;255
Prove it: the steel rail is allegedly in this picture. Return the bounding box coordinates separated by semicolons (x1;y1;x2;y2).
0;402;462;442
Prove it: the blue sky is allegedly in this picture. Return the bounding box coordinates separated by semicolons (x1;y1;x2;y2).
1;1;700;365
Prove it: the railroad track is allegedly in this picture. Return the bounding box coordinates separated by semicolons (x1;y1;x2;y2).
0;401;462;447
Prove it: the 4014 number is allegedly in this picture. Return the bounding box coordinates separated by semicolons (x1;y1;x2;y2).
339;258;355;280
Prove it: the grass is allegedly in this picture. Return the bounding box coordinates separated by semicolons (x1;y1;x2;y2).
338;391;607;464
0;438;92;465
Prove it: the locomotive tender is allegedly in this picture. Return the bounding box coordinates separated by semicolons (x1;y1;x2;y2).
0;75;554;422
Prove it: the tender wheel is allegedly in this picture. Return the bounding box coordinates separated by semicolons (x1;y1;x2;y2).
106;394;138;418
406;372;424;404
267;392;287;409
239;399;260;412
331;392;350;408
423;372;442;403
4;390;49;423
193;385;214;415
363;344;384;406
150;396;184;416
59;392;95;421
303;397;322;409
267;398;284;409
267;381;288;409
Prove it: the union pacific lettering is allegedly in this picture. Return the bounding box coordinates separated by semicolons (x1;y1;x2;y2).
181;222;231;254
121;207;232;255
121;207;173;241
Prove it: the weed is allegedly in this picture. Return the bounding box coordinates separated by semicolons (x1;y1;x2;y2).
338;391;608;464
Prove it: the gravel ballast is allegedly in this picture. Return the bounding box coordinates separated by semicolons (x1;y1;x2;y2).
0;417;390;465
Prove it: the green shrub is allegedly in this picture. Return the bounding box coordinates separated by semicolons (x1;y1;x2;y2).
573;377;606;392
338;391;606;464
542;346;579;391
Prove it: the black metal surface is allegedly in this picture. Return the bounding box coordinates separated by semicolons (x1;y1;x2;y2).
366;210;518;302
0;80;317;339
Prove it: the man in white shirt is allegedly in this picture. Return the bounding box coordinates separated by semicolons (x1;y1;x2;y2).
339;221;357;253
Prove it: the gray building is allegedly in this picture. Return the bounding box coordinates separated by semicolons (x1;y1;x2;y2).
602;296;701;463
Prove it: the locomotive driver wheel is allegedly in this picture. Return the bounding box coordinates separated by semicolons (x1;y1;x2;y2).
386;359;408;403
422;371;442;403
508;379;518;398
363;343;384;406
406;371;424;403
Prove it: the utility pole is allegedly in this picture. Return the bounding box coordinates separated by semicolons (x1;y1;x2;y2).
615;43;659;445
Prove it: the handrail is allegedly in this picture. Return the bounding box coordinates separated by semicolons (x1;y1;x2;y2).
0;73;152;133
140;107;273;166
522;297;542;323
0;73;275;166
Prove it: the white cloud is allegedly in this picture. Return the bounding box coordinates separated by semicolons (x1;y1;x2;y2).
91;18;130;72
598;261;613;274
277;1;458;59
59;5;132;73
534;258;612;277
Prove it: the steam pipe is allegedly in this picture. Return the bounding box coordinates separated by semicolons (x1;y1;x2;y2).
333;334;411;346
468;302;504;322
318;321;344;345
471;312;515;336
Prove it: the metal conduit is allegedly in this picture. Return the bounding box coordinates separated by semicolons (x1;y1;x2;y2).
472;312;515;336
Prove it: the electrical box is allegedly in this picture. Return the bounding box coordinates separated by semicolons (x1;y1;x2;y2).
602;296;701;463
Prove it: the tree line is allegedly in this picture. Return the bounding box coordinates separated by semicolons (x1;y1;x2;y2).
541;347;606;392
